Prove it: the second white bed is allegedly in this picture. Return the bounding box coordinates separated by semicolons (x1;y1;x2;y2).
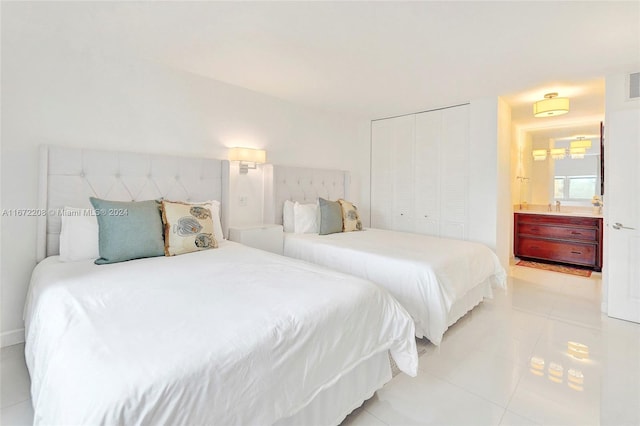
284;228;507;345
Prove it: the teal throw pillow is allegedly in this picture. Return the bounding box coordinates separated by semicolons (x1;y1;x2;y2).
89;197;165;264
318;198;343;235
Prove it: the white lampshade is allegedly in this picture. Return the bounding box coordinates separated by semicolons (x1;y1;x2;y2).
228;147;266;164
533;93;570;117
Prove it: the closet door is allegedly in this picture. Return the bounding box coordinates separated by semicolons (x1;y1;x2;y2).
391;115;415;232
439;105;469;240
414;110;441;236
370;119;394;229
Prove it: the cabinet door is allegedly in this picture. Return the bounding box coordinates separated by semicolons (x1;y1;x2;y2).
439;105;469;240
391;115;416;232
371;119;394;229
414;110;441;236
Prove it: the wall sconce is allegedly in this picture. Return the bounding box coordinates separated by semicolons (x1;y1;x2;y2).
228;147;267;174
533;92;570;117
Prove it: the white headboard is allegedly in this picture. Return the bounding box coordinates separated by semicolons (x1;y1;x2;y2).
263;164;350;225
37;145;229;261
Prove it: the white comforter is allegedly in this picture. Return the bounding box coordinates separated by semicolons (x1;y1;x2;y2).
284;229;507;344
24;241;417;425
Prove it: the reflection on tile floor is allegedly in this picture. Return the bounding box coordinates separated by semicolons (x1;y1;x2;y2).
2;265;638;426
342;265;640;426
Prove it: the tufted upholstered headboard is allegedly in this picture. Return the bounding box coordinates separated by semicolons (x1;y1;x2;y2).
36;145;229;261
263;164;350;226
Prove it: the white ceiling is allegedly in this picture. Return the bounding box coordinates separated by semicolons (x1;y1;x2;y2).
6;1;639;126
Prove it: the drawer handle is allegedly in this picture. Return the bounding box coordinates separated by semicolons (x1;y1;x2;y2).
531;227;539;231
571;231;582;235
530;246;540;249
571;251;582;255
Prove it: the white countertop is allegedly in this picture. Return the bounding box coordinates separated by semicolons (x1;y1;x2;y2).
514;210;603;218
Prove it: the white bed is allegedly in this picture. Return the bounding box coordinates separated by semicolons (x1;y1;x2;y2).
25;146;418;425
265;165;507;345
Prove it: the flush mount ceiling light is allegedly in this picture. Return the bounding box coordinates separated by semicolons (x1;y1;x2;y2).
533;93;570;117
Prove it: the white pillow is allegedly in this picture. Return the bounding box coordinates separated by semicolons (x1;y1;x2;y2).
208;200;225;241
294;202;318;234
59;207;99;262
283;200;295;233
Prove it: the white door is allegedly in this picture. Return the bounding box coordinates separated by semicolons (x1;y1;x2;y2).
606;108;640;323
371;119;394;229
391;115;415;232
414;110;441;236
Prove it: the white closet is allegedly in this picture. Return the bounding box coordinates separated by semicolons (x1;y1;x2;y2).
370;104;470;240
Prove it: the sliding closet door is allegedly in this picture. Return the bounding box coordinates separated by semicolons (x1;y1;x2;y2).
370;119;394;229
414;110;442;236
391;115;415;232
371;114;415;232
371;104;469;239
439;105;470;239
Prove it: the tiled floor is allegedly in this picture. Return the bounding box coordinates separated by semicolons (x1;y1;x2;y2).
2;265;639;425
341;265;640;426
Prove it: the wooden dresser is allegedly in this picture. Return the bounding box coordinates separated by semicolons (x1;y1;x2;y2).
514;213;603;271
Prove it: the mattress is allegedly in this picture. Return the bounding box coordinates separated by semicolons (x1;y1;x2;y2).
24;241;418;425
283;228;507;344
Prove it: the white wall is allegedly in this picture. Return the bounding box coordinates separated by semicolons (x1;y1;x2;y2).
0;14;368;345
468;97;511;269
496;98;513;270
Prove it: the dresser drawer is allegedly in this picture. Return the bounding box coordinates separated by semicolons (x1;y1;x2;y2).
517;214;599;228
516;238;596;267
518;224;597;242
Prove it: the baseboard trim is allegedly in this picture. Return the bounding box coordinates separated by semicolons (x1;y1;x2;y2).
1;328;25;348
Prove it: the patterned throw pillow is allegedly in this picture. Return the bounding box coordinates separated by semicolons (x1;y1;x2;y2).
161;200;218;256
338;199;363;232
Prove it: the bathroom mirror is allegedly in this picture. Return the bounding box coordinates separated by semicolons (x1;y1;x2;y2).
519;122;602;207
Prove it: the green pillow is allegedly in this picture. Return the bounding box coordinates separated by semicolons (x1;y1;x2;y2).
318;198;343;235
89;197;165;264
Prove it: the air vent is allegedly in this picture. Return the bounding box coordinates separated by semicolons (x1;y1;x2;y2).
630;72;640;99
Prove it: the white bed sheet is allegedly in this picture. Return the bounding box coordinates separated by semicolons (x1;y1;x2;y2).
24;241;418;425
283;229;507;344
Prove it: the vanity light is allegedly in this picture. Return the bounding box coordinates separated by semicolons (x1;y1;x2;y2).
228;147;267;174
570;147;586;159
550;148;566;160
570;138;592;150
532;149;548;161
534;93;570;117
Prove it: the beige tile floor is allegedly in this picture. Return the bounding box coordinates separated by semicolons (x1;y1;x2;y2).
2;264;638;425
